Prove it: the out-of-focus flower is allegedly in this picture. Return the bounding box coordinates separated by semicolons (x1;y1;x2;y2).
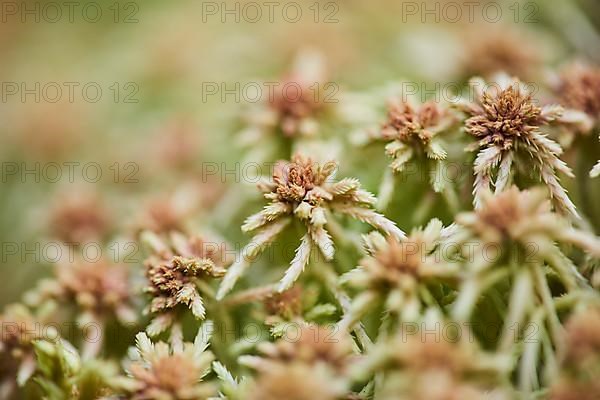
550;62;600;178
241;324;355;400
134;187;200;235
242;324;354;373
54;258;135;325
555;62;600;124
550;306;600;400
247;363;347;400
341;219;458;328
153;117;200;171
457;76;577;217
26;257;136;358
49;190;111;245
239;49;329;145
217;153;404;298
116;324;215;400
0;304;53;392
548;62;600;149
142;231;231;336
451;187;600;353
10;102;83;161
455;186;599;259
460;26;541;79
561;306;600;372
355;311;510;400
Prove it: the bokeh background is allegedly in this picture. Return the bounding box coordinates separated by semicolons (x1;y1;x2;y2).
1;0;600;306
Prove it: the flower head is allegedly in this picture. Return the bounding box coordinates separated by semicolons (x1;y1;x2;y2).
264;286;304;320
49;190;111;245
242;324;354;400
53;258;136;325
0;304;50;388
379;99;454;175
218;153;404;298
561;306;600;371
461;26;540;79
458;76;576;217
556;62;600;122
143;231;231;336
358;314;510;400
342;219;457;327
248;324;353;372
135;187;201;235
456;186;600;257
237;49;330;156
247;364;346;400
550;307;600;400
357;219;451;288
451;186;600;325
119;325;215;400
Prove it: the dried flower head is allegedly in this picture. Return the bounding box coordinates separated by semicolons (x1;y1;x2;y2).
380;100;451;162
458;76;577;217
49;190;111;245
142;231;231;336
264;286;304;320
357;219;451;288
218;153;404;298
118;325;215;400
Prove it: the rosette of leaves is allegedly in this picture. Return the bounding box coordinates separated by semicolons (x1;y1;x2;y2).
368;98;459;211
237;49;339;163
114;322;215;400
340;219;459;331
457;75;578;218
25;256;137;358
351;310;512;400
140;230;232;337
217;153;404;299
448;187;600;388
239;324;359;400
